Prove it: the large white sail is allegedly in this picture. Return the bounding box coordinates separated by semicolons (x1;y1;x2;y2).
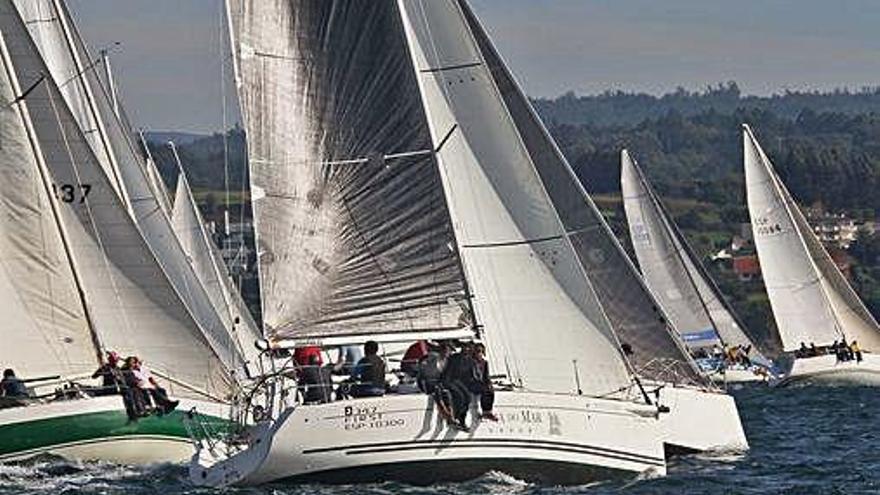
622;151;719;346
0;12;98;380
226;0;471;343
622;150;764;356
172;165;263;367
0;2;234;398
744;125;880;351
450;0;703;385
745;125;843;350
397;0;641;395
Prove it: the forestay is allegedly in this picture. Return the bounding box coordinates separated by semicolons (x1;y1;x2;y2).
227;0;470;343
0;1;234;399
744;125;880;351
397;0;646;395
445;0;703;386
622;150;764;357
0;9;97;379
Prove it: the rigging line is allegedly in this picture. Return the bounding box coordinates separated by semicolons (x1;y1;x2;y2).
54;45;118;92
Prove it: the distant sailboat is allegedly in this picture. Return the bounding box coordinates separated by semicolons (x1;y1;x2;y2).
743;124;880;385
621;150;772;383
0;0;241;463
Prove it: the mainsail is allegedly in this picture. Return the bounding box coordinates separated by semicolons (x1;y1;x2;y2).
450;0;703;385
0;4;97;380
622;150;765;357
227;0;470;343
744;124;880;352
397;0;658;395
0;1;235;398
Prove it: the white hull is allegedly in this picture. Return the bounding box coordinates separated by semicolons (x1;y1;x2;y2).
190;391;667;487
650;384;748;454
775;353;880;386
0;395;229;464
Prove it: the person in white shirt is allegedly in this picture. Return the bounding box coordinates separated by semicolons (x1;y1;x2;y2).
131;357;179;415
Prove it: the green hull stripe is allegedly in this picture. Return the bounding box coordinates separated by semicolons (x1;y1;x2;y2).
0;407;231;457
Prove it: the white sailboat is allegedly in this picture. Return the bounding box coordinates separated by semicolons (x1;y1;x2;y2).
448;0;746;452
189;0;672;486
621;150;772;383
187;0;747;487
0;0;241;463
744;124;880;385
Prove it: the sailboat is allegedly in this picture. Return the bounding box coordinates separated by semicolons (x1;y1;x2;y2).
621;150;772;383
187;0;747;486
449;1;746;453
189;0;667;486
0;0;243;463
743;124;880;385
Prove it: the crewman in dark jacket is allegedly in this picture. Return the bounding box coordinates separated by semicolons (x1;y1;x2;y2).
91;351;124;396
350;340;386;397
0;369;28;398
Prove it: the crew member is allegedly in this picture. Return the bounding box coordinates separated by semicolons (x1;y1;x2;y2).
350;341;386;398
92;351;124;396
0;369;28;398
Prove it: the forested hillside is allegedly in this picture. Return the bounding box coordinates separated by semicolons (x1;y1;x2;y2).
150;85;880;352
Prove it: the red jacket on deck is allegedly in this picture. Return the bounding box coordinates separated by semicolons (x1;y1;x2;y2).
294;346;323;367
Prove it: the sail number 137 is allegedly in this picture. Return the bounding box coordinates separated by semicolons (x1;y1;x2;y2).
52;183;92;204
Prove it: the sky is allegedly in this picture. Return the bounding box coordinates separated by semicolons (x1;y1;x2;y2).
68;0;880;134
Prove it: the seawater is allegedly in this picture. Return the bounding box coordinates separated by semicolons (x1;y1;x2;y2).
2;385;878;495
